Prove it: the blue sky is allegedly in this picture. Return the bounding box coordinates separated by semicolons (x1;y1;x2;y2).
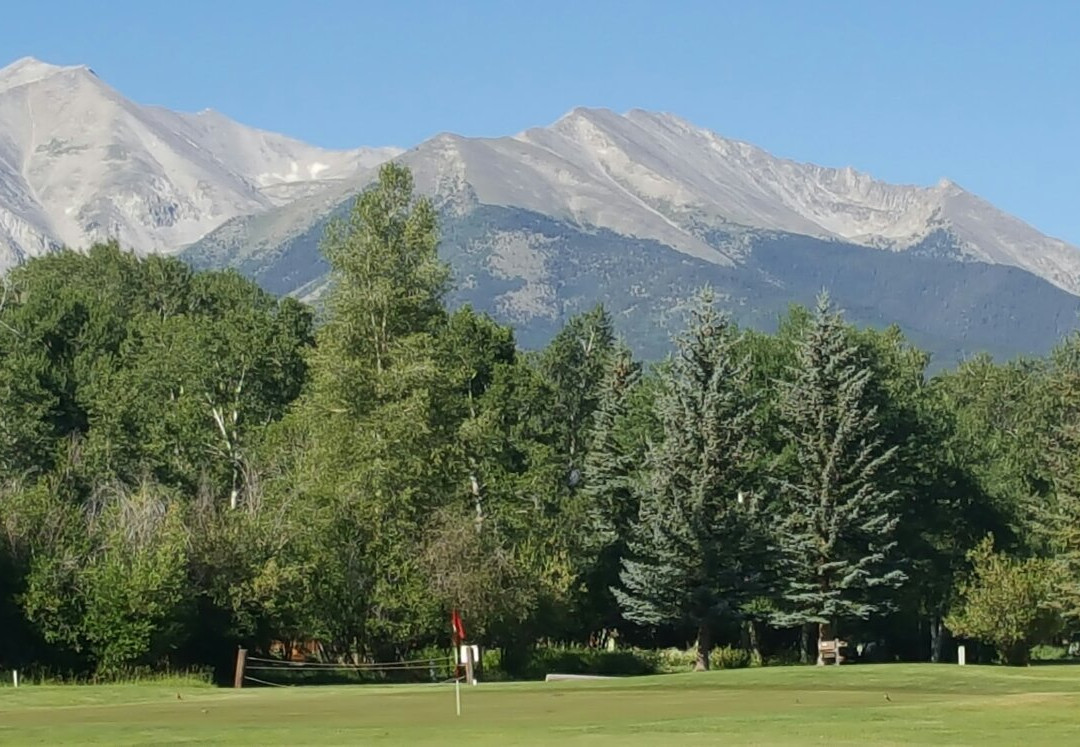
3;1;1078;243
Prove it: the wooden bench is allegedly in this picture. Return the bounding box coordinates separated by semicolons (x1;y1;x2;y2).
817;638;849;665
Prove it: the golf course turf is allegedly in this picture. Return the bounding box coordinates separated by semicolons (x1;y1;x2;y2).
1;664;1078;745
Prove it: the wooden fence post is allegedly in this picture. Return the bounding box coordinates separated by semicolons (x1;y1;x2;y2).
234;648;247;688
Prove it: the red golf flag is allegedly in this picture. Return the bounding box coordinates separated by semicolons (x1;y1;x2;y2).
451;609;466;644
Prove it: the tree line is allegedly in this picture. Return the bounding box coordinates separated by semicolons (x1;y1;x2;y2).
0;163;1076;678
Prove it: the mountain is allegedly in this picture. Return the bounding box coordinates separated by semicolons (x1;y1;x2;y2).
404;108;1080;295
0;57;400;267
2;56;1077;366
187;107;1080;367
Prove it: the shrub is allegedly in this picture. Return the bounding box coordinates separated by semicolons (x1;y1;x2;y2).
479;648;509;681
654;647;697;673
710;645;752;670
486;645;658;679
1030;644;1071;662
946;536;1063;666
454;644;772;681
763;647;804;667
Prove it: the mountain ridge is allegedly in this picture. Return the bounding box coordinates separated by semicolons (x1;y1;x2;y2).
0;57;401;268
184;104;1080;367
3;56;1078;296
3;57;1080;366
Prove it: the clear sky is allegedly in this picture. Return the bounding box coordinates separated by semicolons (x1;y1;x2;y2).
3;1;1078;243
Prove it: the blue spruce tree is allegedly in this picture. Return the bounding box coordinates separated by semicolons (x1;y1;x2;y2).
772;293;906;663
615;290;766;670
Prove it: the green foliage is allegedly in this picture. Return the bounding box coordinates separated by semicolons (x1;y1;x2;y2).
270;162;477;657
577;343;648;634
4;480;89;665
477;643;754;680
487;645;660;680
583;344;644;549
78;485;192;671
0;243;311;496
18;482;192;672
770;293;906;647
538;305;616;478
1031;333;1080;628
946;536;1063;665
710;645;754;670
420;507;538;638
1029;644;1073;662
4;164;1080;682
651;646;697;672
316;160;447;388
616;291;767;670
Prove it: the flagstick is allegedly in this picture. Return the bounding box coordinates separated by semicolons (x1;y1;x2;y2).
451;608;465;716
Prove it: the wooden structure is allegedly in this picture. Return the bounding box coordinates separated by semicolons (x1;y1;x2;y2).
817;638;849;665
268;638;325;662
233;648;247;688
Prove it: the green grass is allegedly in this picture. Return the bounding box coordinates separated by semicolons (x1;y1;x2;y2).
1;664;1079;745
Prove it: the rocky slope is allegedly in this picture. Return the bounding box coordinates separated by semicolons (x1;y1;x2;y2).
0;56;399;267
3;56;1078;365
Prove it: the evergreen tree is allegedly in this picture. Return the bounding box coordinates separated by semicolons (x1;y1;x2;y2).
615;291;765;670
579;343;645;638
1035;334;1080;629
584;343;644;547
539;305;617;485
772;293;906;661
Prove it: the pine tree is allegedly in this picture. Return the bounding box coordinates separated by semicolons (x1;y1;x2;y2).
772;292;906;662
579;343;644;637
584;344;643;545
615;291;765;670
539;305;617;485
1036;334;1080;628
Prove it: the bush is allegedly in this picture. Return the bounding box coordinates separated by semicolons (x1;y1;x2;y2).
654;647;696;673
763;647;804;667
485;644;761;679
480;648;509;681
485;645;658;679
528;647;657;678
1030;644;1072;662
710;645;752;670
946;536;1063;665
651;645;757;672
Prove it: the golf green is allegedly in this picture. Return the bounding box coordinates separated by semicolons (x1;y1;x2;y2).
1;664;1078;745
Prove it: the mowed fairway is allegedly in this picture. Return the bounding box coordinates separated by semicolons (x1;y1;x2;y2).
1;665;1079;745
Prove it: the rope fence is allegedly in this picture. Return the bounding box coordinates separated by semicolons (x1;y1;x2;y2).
238;652;457;687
